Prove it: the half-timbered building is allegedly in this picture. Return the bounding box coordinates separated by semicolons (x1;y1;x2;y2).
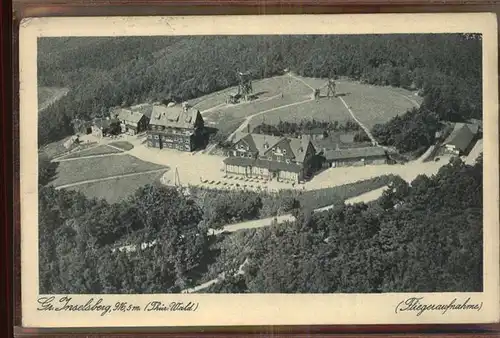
223;133;316;183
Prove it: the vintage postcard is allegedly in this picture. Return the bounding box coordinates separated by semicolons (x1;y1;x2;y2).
20;14;499;328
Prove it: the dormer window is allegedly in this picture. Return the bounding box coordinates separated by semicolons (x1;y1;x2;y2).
264;142;269;149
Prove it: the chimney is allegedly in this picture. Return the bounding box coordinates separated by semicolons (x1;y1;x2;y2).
247;124;250;133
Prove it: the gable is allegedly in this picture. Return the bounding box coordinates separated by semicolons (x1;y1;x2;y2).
266;138;295;159
234;139;250;151
234;134;258;153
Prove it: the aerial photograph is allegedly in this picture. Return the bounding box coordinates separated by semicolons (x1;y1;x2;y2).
37;34;483;294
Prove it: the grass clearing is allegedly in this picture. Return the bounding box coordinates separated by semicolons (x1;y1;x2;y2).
246;97;352;132
299;77;420;128
199;75;418;138
69;171;165;203
51;154;168;187
108;141;134;151
191;75;308;112
59;144;123;159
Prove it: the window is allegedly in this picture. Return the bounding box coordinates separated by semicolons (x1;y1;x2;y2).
147;134;152;139
154;135;159;140
285;159;290;164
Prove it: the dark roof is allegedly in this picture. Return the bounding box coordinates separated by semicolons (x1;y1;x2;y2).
223;156;303;173
324;146;387;161
443;123;477;152
234;133;314;163
149;103;200;129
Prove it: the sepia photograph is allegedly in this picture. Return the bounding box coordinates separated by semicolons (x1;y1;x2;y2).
20;14;499;327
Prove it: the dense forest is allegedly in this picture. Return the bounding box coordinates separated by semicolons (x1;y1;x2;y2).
206;156;483;293
39;155;483;294
38;34;482;146
372;107;443;154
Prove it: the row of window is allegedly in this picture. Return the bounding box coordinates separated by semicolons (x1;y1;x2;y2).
233;151;293;164
148;140;191;150
149;125;194;134
148;134;191;143
238;144;288;156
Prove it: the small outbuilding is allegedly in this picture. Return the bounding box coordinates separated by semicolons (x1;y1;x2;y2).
441;122;479;156
113;108;149;135
322;146;389;168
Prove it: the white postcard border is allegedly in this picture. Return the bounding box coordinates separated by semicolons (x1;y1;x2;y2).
20;13;500;328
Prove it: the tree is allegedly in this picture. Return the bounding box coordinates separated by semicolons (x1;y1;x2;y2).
38;152;59;186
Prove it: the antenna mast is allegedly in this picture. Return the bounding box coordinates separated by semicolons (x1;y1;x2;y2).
174;167;181;187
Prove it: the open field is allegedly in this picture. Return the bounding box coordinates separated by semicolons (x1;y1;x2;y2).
197;75;420;140
108;141;135;151
38;87;69;112
245;97;352;132
50;154;168;188
69;171;165;203
58;144;123;159
299;77;421;128
190;75;307;112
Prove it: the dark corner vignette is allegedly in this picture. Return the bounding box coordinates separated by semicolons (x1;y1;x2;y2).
2;0;13;337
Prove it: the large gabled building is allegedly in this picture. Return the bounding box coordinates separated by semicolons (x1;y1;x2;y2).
223;133;316;183
147;102;205;152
